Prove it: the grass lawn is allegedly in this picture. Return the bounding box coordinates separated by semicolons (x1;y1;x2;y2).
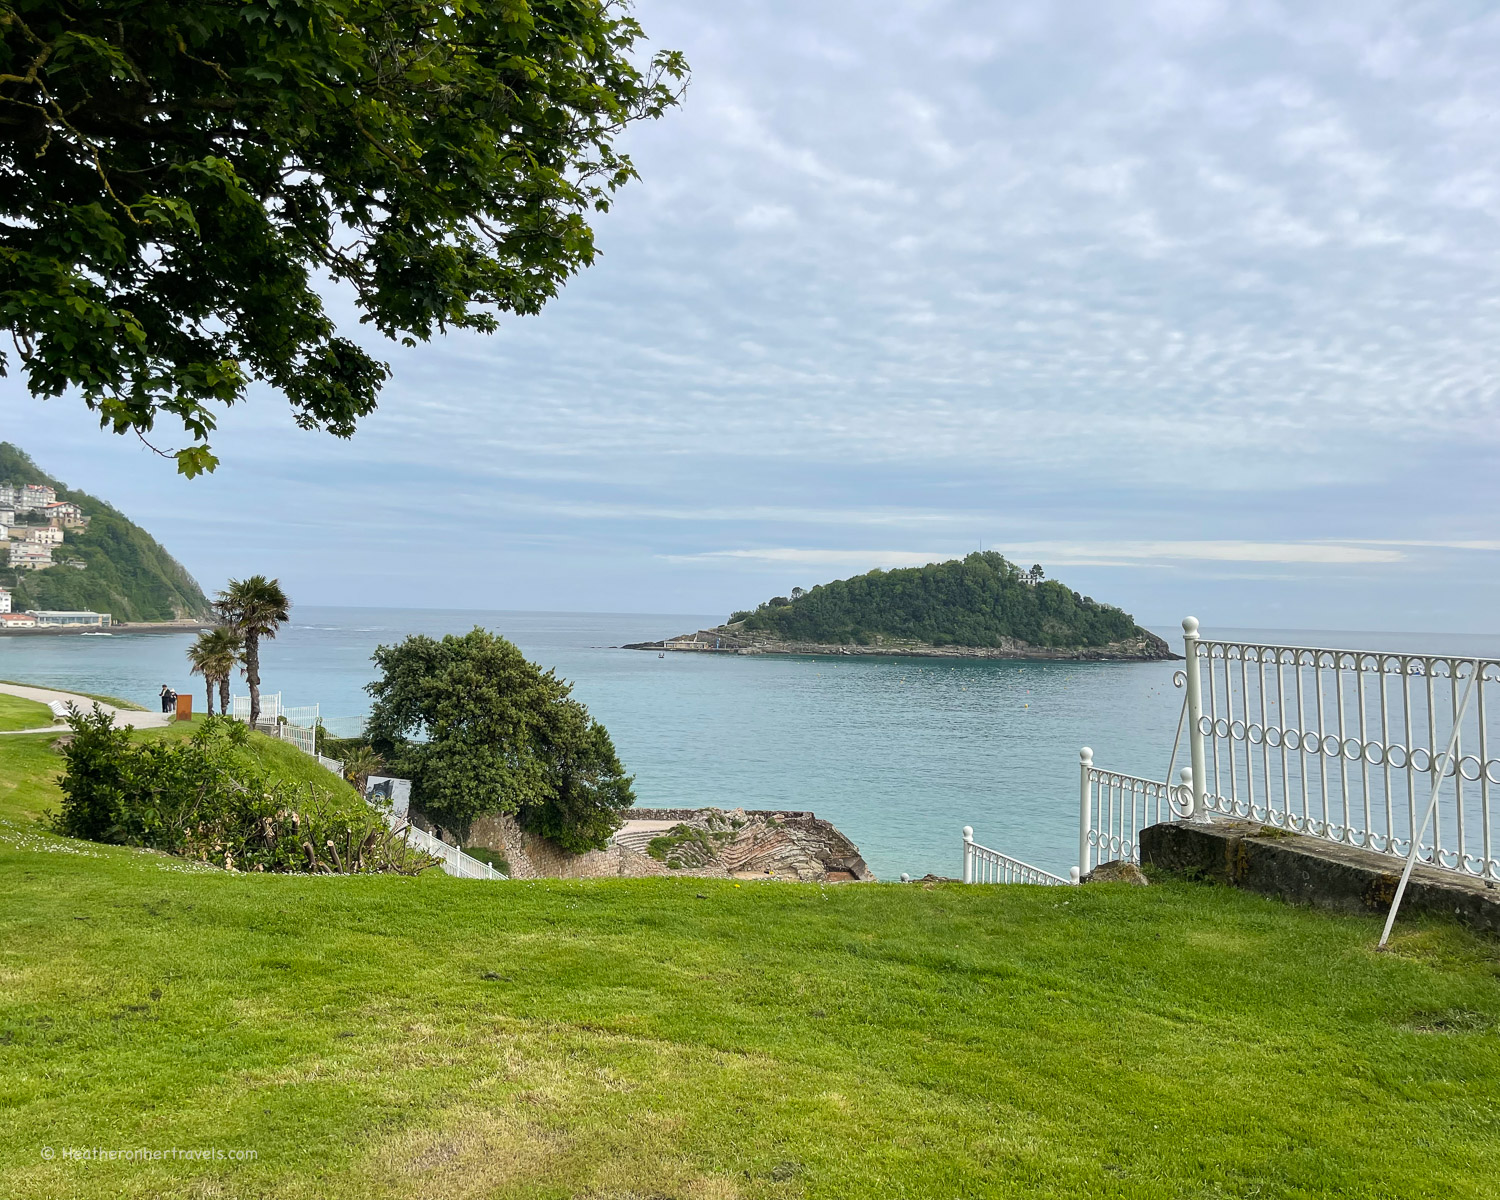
1;727;1498;1199
0;693;55;732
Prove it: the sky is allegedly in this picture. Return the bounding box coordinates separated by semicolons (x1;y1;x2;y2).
7;0;1500;634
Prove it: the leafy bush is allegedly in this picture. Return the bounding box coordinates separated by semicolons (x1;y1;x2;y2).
53;709;434;874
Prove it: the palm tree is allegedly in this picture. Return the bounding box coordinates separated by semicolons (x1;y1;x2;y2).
214;575;290;729
187;627;243;717
341;744;385;795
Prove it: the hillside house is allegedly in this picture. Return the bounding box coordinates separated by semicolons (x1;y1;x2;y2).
16;484;56;511
0;484;12;506
24;526;64;546
8;543;52;570
42;502;85;526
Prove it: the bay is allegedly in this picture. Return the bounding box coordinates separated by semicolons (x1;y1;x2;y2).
5;608;1497;881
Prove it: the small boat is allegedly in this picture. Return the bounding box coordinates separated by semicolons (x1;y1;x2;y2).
658;651;665;658
81;631;113;637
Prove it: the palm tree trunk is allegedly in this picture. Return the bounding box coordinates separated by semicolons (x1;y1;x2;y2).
205;679;213;716
245;633;260;728
219;674;230;718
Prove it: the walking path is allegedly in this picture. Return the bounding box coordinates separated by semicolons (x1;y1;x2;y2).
0;683;171;735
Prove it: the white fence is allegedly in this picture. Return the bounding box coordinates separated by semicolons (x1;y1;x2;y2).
961;827;1074;885
1078;753;1193;875
1076;619;1500;885
389;817;507;880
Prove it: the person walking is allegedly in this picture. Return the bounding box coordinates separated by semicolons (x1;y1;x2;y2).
159;684;172;714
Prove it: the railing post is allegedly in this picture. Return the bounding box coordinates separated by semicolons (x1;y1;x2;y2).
1179;766;1194;820
962;826;974;884
1078;746;1093;877
1183;617;1208;821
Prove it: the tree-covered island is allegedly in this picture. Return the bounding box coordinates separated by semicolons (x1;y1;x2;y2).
627;552;1176;660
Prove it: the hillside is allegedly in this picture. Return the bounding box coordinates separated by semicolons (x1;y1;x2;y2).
633;552;1173;660
0;443;209;621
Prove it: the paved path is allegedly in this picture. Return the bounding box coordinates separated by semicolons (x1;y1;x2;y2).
0;683;171;735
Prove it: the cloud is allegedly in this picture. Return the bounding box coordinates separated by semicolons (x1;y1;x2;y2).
667;540;1410;570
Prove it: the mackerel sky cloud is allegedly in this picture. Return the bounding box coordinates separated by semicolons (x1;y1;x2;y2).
9;0;1500;631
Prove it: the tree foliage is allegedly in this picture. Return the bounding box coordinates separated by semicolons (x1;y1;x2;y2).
365;627;633;851
732;552;1142;649
0;0;687;474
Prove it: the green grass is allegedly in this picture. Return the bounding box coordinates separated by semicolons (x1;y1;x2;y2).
0;694;54;732
0;680;147;711
1;733;1498;1198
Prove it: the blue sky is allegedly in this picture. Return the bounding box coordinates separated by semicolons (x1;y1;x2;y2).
8;0;1500;633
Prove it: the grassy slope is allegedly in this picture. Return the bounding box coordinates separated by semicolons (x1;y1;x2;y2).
1;734;1498;1199
0;694;53;732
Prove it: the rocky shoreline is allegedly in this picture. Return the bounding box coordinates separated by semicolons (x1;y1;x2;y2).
623;626;1178;662
418;806;876;883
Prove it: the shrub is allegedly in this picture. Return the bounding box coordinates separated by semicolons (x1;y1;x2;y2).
53;710;434;874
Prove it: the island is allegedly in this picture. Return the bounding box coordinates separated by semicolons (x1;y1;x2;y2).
626;552;1177;661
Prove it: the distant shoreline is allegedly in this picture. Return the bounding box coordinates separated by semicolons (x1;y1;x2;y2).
0;620;214;638
623;627;1180;662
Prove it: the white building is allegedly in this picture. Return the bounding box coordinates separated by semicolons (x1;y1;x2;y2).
0;612;36;628
0;507;13;525
0;484;13;507
27;610;111;627
25;526;63;546
0;586;9;614
16;484;56;511
43;501;84;526
8;543;52;570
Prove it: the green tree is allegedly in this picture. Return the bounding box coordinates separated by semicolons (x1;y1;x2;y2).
0;1;687;475
186;626;242;716
213;575;288;727
365;627;633;850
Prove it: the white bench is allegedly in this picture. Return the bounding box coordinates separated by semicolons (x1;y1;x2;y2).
47;700;71;721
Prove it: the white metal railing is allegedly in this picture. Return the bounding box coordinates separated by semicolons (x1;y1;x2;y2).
1180;618;1498;881
1075;618;1500;887
962;827;1074;885
389;816;507;880
1078;751;1194;874
230;692;281;723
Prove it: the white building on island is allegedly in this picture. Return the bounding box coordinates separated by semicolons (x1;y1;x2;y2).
0;586;9;613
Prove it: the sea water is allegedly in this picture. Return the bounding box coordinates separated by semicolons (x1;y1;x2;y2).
5;609;1498;880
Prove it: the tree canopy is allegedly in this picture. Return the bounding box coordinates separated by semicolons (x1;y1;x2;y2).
365;627;633;851
0;0;687;475
729;552;1143;649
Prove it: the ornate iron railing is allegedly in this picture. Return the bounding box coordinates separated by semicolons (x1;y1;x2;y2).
1180;620;1498;882
1078;755;1193;874
962;827;1074;885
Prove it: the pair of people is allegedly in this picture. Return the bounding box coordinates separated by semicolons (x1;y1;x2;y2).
158;684;178;713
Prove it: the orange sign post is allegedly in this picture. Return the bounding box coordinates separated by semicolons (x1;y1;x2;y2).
174;693;193;722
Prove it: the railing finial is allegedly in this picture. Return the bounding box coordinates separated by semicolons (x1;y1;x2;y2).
1079;746;1093;765
1182;615;1200;636
962;826;973;841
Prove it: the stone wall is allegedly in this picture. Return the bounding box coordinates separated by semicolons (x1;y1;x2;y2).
1140;819;1500;936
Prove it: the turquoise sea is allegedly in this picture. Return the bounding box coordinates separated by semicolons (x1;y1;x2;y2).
5;609;1498;881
